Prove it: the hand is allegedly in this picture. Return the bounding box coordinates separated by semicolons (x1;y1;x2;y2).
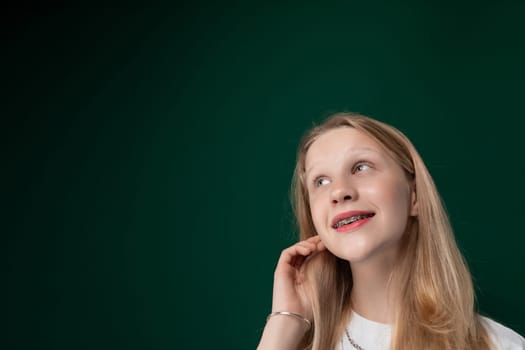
271;235;326;322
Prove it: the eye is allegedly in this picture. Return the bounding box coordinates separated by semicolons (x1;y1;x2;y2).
314;177;331;187
353;162;371;174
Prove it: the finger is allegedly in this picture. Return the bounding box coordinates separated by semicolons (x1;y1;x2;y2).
295;241;317;251
303;235;322;244
278;245;314;268
289;236;325;256
278;240;325;270
292;236;320;250
282;244;315;260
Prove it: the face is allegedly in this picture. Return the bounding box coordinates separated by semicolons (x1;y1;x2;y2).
304;127;417;264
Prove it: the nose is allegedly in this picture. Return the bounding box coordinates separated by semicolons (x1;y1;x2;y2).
330;179;356;204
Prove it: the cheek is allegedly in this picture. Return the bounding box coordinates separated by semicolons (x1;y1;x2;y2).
375;181;412;228
367;176;411;205
308;196;326;232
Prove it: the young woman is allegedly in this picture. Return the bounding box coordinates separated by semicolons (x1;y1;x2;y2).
257;112;525;350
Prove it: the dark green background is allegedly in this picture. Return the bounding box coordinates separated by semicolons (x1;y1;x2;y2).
5;2;525;349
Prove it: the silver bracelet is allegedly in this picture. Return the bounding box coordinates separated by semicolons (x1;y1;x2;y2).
266;311;312;329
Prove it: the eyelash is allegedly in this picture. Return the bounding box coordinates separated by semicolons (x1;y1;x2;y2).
353;161;371;173
312;161;372;188
314;177;330;188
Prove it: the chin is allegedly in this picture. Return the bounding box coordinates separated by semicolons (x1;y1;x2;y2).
328;247;374;263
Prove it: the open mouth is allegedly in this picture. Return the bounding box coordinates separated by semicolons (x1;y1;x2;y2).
332;213;375;229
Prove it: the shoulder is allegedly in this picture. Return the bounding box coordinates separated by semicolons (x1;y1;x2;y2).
480;316;525;350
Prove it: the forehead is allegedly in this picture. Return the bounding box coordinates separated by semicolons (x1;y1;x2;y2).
305;127;382;167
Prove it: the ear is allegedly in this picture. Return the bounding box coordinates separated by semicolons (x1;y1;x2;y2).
409;186;418;216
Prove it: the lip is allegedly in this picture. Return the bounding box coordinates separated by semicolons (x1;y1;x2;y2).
335;216;374;233
331;210;375;227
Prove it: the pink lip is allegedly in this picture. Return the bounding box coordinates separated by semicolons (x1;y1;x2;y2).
335;216;373;233
331;210;374;227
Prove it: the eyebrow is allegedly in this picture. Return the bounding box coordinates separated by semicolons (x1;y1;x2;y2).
305;147;380;177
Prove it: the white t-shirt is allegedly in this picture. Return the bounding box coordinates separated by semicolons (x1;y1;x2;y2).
336;311;525;350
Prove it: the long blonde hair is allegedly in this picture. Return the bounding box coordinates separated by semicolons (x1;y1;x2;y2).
291;112;492;350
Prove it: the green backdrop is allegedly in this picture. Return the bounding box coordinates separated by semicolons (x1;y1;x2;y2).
5;2;525;349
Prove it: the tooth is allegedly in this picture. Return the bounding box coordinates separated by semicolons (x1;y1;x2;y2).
335;214;373;228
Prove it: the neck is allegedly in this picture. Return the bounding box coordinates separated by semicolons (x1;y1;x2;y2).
349;254;400;324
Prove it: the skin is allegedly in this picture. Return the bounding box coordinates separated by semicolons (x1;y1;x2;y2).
305;127;417;322
257;127;417;349
305;127;417;265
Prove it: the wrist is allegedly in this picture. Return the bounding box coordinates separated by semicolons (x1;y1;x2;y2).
258;314;310;349
267;311;312;331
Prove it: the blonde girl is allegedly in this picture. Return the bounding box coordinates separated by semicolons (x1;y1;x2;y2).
257;112;524;350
